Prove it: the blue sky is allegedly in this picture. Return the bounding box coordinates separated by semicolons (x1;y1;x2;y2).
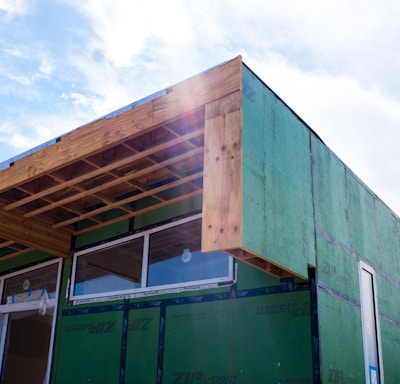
1;0;400;214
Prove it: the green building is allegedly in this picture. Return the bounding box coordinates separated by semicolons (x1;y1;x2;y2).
0;56;397;383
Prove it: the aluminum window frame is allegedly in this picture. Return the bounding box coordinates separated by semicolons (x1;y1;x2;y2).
0;258;62;384
359;260;384;384
70;214;234;303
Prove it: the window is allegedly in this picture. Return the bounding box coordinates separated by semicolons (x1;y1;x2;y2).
359;261;383;384
0;259;62;384
71;215;233;302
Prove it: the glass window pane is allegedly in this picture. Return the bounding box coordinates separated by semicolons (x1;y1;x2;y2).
361;268;380;379
74;238;143;296
2;312;53;384
147;219;230;287
2;263;59;305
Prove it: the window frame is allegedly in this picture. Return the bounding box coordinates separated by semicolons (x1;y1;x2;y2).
70;214;234;303
359;260;384;384
0;258;62;384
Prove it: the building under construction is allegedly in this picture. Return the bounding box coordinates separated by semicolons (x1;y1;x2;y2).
0;56;397;383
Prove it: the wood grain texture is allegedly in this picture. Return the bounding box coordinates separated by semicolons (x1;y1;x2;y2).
0;206;70;258
0;56;242;192
202;93;243;252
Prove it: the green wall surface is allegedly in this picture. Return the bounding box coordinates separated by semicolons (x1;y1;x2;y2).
163;291;311;383
242;66;315;279
311;129;400;382
54;311;123;383
51;260;313;383
242;63;400;382
3;62;400;383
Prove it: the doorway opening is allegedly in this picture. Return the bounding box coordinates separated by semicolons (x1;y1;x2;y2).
0;259;61;384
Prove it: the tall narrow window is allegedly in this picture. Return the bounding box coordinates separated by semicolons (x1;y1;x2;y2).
359;262;383;384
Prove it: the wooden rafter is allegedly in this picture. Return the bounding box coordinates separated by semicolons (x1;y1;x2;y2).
0;57;242;192
0;205;70;258
0;56;244;263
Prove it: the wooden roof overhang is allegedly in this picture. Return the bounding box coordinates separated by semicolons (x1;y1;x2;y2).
0;57;243;261
0;56;293;279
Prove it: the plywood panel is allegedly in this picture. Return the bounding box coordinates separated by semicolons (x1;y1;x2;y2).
202;92;242;252
315;236;360;302
347;172;377;264
163;292;312;383
241;65;315;278
317;290;365;383
374;198;400;278
54;311;123;383
311;136;351;248
125;307;160;384
0;205;70;258
0;56;242;192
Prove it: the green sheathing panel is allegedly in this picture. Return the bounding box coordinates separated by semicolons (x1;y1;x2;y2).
133;195;202;230
74;196;201;249
316;236;359;302
313;131;400;381
236;259;281;290
317;290;365;383
347;173;377;264
380;321;400;383
125;307;160;383
241;66;315;278
75;219;130;249
374;198;399;277
51;257;312;382
0;250;55;272
162;291;312;383
312;137;350;248
53;311;123;383
376;273;400;383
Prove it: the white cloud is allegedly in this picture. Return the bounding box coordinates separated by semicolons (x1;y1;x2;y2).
70;0;195;68
0;112;85;155
0;0;28;16
247;54;400;214
2;0;400;215
38;56;54;76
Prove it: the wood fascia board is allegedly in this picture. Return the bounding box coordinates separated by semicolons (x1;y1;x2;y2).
202;88;243;252
0;56;243;192
0;208;70;258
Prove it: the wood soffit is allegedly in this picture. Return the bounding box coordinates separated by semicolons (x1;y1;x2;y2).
0;56;243;261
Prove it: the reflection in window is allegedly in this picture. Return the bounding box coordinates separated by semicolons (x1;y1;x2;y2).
2;263;59;304
148;219;229;287
74;238;143;296
72;216;233;300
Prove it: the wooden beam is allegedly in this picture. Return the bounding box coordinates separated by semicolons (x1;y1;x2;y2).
5;128;204;212
74;189;203;235
0;207;70;258
0;56;242;192
53;171;204;228
202;91;243;252
226;249;294;279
